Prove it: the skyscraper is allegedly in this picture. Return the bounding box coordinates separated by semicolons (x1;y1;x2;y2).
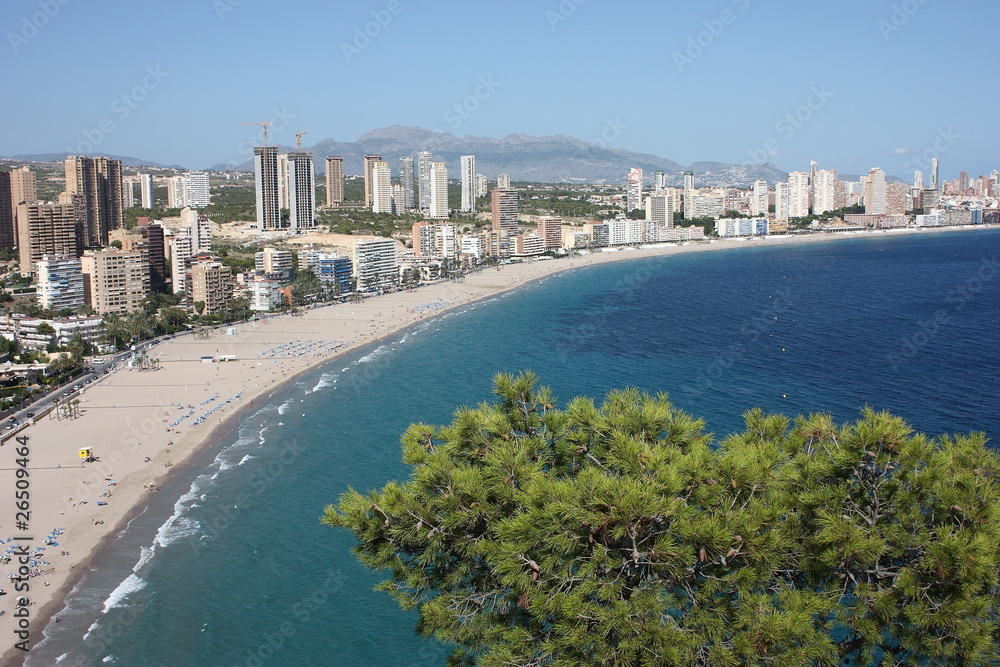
536;216;563;250
787;172;811;218
277;154;290;211
167;175;186;208
864;168;887;215
654;171;667;191
372;161;393;214
958;171;970;193
930;158;940;191
399;156;415;210
17;202;80;275
364;154;382;209
0;172;13;251
325;156;344;206
497;173;511;190
774;182;790;222
913;171;924;189
80;249;150;314
683;171;695;220
139;174;153;208
253;146;281;229
460;155;476;213
64;155;124;248
10;166;36;208
491;189;518;234
417;151;432;213
429;162;449;219
812;170;840;215
808;160;818;213
751;180;769;217
287;151;316;228
184;171;211;208
626;168;643;212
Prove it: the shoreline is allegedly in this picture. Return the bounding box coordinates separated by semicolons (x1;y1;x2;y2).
2;223;996;666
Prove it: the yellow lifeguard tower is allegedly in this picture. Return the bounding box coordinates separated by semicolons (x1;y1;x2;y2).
79;447;94;462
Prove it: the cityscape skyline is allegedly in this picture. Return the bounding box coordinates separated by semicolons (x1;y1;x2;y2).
0;0;996;179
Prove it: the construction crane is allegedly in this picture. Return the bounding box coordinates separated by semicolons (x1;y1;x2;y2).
295;130;309;150
241;120;273;146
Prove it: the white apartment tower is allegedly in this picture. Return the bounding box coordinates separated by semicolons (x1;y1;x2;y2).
683;171;695;219
429;162;449;219
774;182;790;222
812;169;839;215
497;173;511;190
864;168;887;215
751;180;768;217
626;168;643;212
787;172;811;219
139;173;154;208
184;171;211;208
460;155;476;213
372;161;393;214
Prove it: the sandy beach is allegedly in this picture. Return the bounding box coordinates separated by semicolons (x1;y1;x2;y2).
0;225;991;665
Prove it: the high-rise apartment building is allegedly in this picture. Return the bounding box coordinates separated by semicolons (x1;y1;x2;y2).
913;170;924;189
277;154;290;211
64;156;124;248
536;216;563;250
189;258;234;314
809;160;819;213
286;152;315;228
325;156;344;206
37;255;85;311
491;189;519;234
654;171;667;191
399;156;415;210
80;249;150;314
353;238;398;289
683;171;695;220
626;168;643;212
774;182;790;222
460;155;476;213
787;172;811;218
930;158;939;191
17;203;80;275
184;171;211;207
751;180;769;217
411;222;437;257
497;173;511;190
363;154;382;209
417;151;432;213
139;173;154;208
10;166;36;209
864;168;887;215
253;146;281;229
429;162;449;219
644;194;677;226
180;207;211;254
812;169;840;215
372;161;393;214
0;172;13;251
475;174;488;198
167;175;186;208
254;246;294;280
169;234;194;295
109;223;167;292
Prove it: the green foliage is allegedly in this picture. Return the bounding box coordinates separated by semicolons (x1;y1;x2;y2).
202;185;257;224
325;373;1000;666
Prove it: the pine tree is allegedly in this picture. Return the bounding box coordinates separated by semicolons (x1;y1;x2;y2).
323;372;1000;666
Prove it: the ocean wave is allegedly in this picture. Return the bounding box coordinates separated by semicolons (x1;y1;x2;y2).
238;454;254;465
154;514;201;549
311;372;338;392
101;573;146;612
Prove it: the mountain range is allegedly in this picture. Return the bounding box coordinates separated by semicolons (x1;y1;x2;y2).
4;126;789;187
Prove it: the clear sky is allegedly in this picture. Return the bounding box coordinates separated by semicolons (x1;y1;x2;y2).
1;0;996;180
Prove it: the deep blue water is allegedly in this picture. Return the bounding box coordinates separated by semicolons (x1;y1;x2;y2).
31;229;1000;666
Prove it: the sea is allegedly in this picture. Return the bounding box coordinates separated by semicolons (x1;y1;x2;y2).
28;229;1000;666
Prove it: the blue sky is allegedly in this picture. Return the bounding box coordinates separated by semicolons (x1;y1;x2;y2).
1;0;996;180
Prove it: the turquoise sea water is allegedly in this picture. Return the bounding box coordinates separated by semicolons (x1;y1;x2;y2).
30;229;1000;666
